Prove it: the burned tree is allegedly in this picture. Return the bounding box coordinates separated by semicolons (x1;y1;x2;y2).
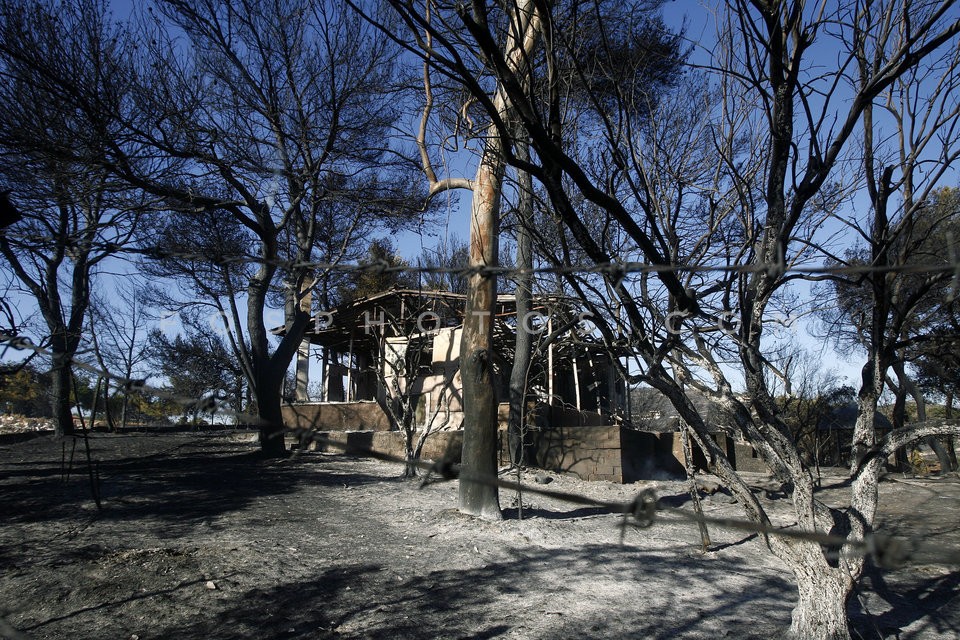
103;0;425;454
372;0;960;637
0;0;141;437
367;295;463;478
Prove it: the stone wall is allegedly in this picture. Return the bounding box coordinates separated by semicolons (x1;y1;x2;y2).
501;425;625;482
639;430;767;478
291;429;462;463
281;401;390;432
286;417;767;484
621;429;686;481
498;426;766;483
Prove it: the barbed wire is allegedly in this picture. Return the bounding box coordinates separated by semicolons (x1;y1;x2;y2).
125;250;960;282
2;331;959;573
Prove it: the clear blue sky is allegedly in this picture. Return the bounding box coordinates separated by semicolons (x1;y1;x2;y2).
7;0;937;396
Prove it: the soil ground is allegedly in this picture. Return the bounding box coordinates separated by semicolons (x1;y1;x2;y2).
0;430;958;639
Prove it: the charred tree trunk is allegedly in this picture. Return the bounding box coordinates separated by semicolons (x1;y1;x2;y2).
47;289;85;438
249;264;285;455
889;371;909;470
255;367;287;456
404;415;418;478
901;366;955;472
851;357;884;472
507;139;534;467
248;260;310;457
49;348;75;437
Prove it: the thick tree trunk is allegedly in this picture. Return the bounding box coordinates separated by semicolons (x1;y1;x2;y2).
788;558;852;640
773;536;855;640
253;319;307;457
456;0;540;518
458;146;504;521
256;369;287;457
247;259;310;458
50;351;75;437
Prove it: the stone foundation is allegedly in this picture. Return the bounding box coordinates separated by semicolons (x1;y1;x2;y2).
286;422;766;484
290;429;462;464
281;401;390;432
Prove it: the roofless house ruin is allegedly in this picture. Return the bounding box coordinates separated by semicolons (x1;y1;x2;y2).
283;288;622;416
279;288;766;481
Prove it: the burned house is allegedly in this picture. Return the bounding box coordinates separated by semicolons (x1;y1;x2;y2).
815;403;894;467
281;289;627;437
623;387;768;477
279;289;770;482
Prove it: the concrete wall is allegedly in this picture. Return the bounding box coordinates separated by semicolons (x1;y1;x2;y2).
282;401;391;432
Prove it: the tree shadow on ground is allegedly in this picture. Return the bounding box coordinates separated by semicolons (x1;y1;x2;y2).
850;564;960;639
159;545;795;640
0;435;389;538
502;505;610;520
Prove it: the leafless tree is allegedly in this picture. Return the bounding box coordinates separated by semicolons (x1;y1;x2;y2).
831;23;960;476
368;303;461;478
0;0;142;436
137;207;258;409
417;236;470;295
93;0;426;454
87;279;152;429
370;0;960;637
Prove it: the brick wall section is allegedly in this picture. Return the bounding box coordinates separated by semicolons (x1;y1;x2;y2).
292;424;629;482
371;431;463;462
733;442;768;473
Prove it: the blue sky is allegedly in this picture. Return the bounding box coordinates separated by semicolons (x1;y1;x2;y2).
7;0;945;396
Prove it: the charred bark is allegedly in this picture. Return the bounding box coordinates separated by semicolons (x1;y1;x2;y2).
49;349;75;438
507;140;534;467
